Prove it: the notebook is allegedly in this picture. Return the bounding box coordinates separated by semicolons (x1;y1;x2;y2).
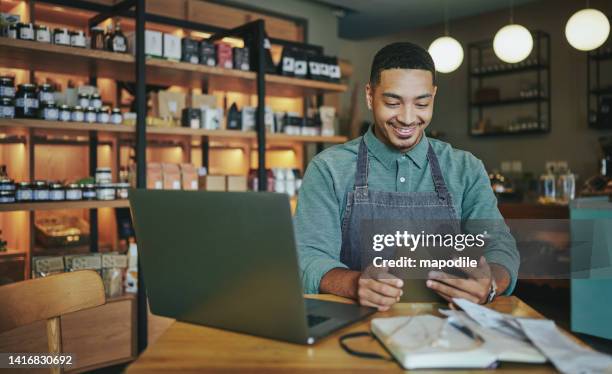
370;314;546;370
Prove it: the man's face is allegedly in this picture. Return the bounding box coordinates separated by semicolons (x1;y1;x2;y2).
366;69;437;153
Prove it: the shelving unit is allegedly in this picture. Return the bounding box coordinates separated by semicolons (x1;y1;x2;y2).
0;0;350;367
587;19;612;130
467;31;551;137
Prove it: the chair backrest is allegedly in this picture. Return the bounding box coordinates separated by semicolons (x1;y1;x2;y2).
0;270;106;333
0;270;106;374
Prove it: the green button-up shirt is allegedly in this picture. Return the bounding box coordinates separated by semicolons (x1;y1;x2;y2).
294;126;519;295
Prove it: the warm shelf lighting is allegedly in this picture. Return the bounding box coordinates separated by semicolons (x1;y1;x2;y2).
493;24;533;63
565;8;610;51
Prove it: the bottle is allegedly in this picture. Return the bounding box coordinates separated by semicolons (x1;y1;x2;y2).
539;166;556;204
125;241;138;293
104;24;113;51
110;21;127;53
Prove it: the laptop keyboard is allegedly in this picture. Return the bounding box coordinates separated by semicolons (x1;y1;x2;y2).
307;314;330;327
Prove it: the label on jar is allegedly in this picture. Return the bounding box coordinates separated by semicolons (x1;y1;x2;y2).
71;111;84;122
329;65;341;79
49;190;65;201
70;34;86;48
97;112;109;123
111;113;122;124
8;28;17;39
16;97;39;109
54;32;70;45
282;57;295;74
294;60;307;76
82;190;96;199
34;189;49;201
0;105;15;119
19;26;34;40
112;37;127;52
85;111;97;123
91;98;102;109
59;110;71;122
0;195;15;203
0;86;15;97
16;189;33;201
43;107;59;121
97;187;115;200
78;98;89;107
95;172;112;184
66;189;82;200
36;30;51;43
39;92;55;103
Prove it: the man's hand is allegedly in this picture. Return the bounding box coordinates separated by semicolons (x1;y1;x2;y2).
357;266;403;311
425;256;508;304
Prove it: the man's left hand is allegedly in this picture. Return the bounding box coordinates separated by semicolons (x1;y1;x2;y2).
426;256;493;304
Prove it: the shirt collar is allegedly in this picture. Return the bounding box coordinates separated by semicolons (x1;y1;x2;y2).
363;125;429;169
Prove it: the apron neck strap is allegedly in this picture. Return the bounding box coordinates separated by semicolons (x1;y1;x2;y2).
426;143;452;203
354;138;369;195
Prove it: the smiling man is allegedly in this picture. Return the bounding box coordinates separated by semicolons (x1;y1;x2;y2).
295;42;519;310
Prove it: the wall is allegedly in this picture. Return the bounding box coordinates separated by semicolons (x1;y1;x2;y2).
339;0;612;180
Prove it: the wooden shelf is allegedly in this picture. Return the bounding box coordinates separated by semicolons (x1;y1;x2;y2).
0;118;134;133
267;133;347;143
470;97;548;107
0;249;26;258
470;128;549;137
0;199;130;212
0;38;347;95
470;64;548;78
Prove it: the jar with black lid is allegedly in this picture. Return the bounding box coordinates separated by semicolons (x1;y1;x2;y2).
81;184;96;200
71;106;84;122
65;183;82;200
7;24;18;39
59;105;71;122
111;108;122;124
16;182;33;201
97;106;110;123
33;180;50;201
49;183;65;201
38;83;54;104
0;178;15;192
53;28;70;46
17;23;34;41
70;30;86;48
41;102;59;121
0;76;15;98
0;191;15;204
96;184;115;201
35;25;51;43
77;93;90;108
0;97;15;119
85;106;97;123
90;93;102;109
15;84;39;118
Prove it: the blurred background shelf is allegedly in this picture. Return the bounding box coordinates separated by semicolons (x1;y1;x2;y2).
0;200;130;212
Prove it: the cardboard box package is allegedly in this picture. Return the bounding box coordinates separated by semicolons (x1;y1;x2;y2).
162;163;181;190
227;175;247;192
163;33;182;60
190;93;217;109
199;175;226;191
147;163;163;190
128;30;162;57
180;164;198;191
151;90;186;120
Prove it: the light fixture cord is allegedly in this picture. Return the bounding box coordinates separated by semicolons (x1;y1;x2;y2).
510;0;515;24
444;0;449;36
586;0;590;8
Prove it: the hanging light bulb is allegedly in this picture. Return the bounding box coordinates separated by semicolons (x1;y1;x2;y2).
493;24;533;63
429;36;464;73
428;1;464;73
565;8;610;51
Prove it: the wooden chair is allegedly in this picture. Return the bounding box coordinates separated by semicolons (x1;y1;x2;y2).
0;270;106;374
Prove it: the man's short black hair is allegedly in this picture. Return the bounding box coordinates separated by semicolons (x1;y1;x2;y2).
369;42;436;86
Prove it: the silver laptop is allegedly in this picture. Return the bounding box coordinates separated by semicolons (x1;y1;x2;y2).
129;189;376;345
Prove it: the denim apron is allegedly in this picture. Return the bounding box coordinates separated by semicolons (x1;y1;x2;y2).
340;137;459;270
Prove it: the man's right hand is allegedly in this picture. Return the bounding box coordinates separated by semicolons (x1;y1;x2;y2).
357;266;404;311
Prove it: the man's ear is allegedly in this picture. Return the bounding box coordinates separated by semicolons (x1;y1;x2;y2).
365;83;373;110
432;85;438;98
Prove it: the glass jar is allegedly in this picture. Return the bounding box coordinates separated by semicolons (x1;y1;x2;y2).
33;180;50;201
16;182;33;201
96;184;116;200
17;23;34;41
115;182;129;199
0;76;15;98
0;97;15;119
97;106;110;123
40;102;59;121
95;167;112;185
90;27;105;50
70;30;86;48
111;108;122;124
15;83;39;118
85;106;97;123
71;106;84;122
7;24;18;39
35;25;51;43
59;105;71;122
0;178;15;192
53;28;70;46
49;182;65;201
90;93;102;109
81;184;96;200
65;183;82;200
77;93;90;108
0;191;15;204
38;83;55;104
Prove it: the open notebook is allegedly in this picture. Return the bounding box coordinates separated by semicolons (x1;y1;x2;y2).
371;314;546;370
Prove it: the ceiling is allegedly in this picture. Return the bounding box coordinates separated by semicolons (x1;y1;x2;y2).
310;0;540;39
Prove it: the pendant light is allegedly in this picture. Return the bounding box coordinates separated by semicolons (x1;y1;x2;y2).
493;0;533;63
565;0;610;51
428;1;464;73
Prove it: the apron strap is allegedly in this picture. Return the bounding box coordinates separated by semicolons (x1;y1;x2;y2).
354;138;369;201
426;143;454;205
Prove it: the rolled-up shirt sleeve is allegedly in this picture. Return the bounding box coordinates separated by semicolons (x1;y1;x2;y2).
294;159;348;294
462;159;520;295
